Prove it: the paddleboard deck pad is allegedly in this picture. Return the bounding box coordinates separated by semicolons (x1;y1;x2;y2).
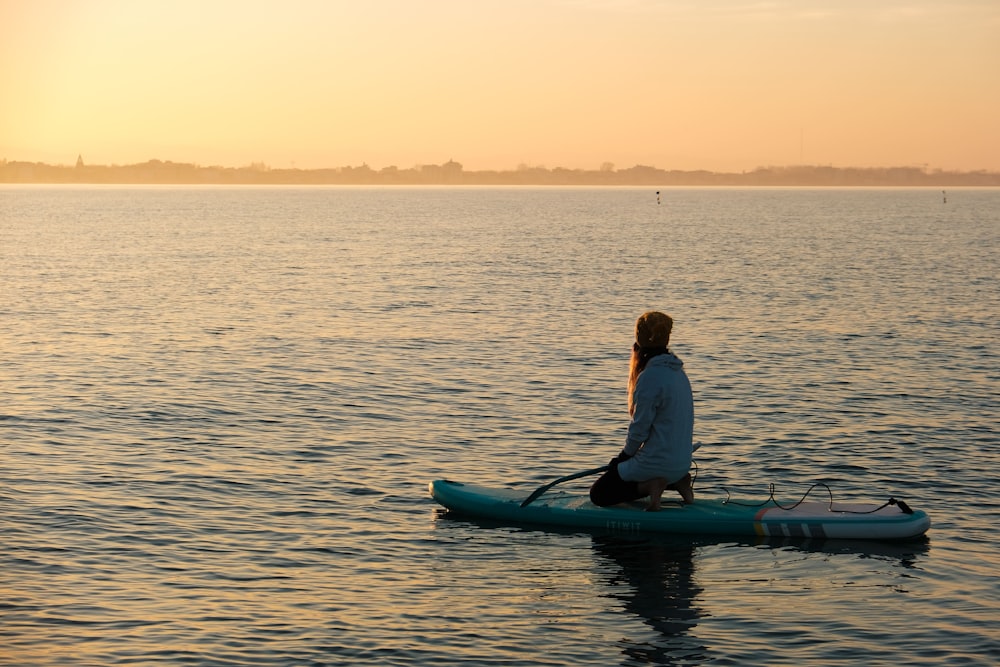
429;479;930;540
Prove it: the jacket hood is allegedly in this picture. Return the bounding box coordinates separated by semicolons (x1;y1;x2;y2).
647;352;684;371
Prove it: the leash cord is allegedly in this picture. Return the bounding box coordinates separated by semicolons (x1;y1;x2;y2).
721;483;913;515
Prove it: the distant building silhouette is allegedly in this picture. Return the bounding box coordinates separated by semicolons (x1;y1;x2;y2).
1;157;997;186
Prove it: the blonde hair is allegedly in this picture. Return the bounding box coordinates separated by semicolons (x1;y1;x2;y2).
628;311;673;415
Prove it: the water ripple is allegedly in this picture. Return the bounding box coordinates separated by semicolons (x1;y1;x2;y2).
2;186;997;666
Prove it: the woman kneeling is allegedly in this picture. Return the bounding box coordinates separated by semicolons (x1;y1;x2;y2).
590;311;696;511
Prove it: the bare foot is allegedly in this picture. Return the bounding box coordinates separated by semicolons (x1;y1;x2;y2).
644;477;669;511
669;473;694;505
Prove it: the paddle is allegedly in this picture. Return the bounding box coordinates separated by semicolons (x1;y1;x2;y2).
520;465;609;507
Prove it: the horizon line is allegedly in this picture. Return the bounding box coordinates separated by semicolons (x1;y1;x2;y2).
4;156;1000;176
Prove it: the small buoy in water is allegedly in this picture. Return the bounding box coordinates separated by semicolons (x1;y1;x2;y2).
942;190;947;204
656;190;660;205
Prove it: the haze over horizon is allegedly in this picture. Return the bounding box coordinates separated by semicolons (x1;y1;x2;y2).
3;1;998;173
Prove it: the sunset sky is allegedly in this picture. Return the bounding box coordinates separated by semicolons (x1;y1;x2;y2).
2;0;998;172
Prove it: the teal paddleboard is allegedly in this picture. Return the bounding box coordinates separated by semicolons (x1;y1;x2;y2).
429;479;930;540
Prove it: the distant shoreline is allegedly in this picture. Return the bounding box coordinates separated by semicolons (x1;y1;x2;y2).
3;158;998;187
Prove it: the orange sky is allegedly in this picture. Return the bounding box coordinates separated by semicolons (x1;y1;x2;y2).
2;0;998;172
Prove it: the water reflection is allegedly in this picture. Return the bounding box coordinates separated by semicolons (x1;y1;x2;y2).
591;533;930;667
592;535;708;666
765;536;931;564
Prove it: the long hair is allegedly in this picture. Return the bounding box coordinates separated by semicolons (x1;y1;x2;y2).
628;343;668;415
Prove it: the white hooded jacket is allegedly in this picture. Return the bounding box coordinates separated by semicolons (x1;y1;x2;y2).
616;352;694;485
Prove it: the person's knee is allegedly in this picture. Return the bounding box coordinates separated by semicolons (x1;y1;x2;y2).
589;485;610;507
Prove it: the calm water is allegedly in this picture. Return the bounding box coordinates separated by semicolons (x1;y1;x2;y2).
2;185;997;666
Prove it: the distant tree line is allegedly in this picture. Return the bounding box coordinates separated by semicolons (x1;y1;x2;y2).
2;157;998;186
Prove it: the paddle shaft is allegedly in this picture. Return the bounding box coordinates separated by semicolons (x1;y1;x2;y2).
520;465;609;507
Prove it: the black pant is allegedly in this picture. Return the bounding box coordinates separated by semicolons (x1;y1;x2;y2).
589;466;643;507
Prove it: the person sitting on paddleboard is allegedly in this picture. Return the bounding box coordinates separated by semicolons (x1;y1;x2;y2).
590;311;695;510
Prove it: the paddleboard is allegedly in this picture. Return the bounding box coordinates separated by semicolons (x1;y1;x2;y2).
428;479;930;540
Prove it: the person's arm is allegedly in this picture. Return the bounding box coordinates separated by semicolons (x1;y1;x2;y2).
622;373;659;456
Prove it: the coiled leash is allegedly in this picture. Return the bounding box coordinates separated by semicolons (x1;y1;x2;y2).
722;482;914;514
